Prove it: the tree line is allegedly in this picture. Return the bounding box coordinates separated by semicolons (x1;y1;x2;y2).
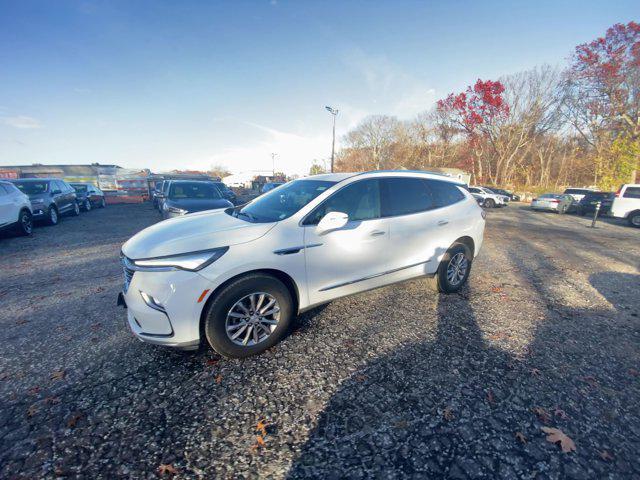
332;22;640;191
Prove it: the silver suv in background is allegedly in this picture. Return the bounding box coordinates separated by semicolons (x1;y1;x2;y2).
0;180;33;236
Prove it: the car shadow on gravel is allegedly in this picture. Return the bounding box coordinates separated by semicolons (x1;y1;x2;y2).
287;265;640;478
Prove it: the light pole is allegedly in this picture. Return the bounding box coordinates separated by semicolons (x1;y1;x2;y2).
325;106;338;173
271;152;277;177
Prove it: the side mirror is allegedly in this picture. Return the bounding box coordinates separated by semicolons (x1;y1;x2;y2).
316;211;348;234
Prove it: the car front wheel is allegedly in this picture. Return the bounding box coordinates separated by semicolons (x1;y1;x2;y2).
84;199;92;211
427;243;473;294
47;206;59;225
71;201;80;216
204;273;294;358
484;198;495;208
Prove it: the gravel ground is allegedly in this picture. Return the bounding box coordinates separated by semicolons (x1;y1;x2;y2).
0;203;639;479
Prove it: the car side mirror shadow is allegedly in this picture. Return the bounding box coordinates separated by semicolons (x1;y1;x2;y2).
316;211;349;234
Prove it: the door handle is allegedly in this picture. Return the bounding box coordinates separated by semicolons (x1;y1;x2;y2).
369;230;386;236
437;220;449;226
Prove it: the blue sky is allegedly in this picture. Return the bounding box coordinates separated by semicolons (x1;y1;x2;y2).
0;1;637;175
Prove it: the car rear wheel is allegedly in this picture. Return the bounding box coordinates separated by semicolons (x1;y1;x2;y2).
84;199;92;211
628;211;640;228
204;273;294;358
47;206;59;225
71;201;80;216
16;209;33;236
427;243;473;294
484;198;495;208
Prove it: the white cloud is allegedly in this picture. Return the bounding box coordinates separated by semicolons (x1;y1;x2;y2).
2;115;42;129
200;122;332;176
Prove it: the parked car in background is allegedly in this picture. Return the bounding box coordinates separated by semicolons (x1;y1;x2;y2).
484;187;520;202
119;171;485;358
531;193;574;213
156;180;173;211
261;182;285;194
610;184;640;227
468;187;506;208
212;181;237;204
563;187;598;203
11;178;80;225
161;181;234;219
0;180;33;236
70;183;106;211
575;191;613;216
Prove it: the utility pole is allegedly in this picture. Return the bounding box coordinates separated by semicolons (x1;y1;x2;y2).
271;153;277;177
325;106;338;173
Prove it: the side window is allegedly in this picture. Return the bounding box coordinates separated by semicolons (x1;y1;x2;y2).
0;184;8;196
304;179;381;225
381;177;433;217
427;180;466;208
623;187;640;199
51;181;60;192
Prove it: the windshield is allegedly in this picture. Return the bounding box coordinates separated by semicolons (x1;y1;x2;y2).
71;184;88;193
169;182;222;199
13;181;48;194
233;179;335;223
564;188;593;195
539;193;558;199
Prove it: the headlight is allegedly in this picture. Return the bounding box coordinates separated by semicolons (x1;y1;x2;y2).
165;205;187;215
132;247;229;271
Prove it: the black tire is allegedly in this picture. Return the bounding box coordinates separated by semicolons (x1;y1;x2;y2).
71;201;80;216
46;206;59;226
628;211;640;228
204;273;294;358
84;199;92;211
15;209;33;236
427;243;473;294
484;198;496;208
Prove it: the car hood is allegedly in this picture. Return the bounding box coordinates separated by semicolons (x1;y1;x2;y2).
122;209;276;259
166;198;232;212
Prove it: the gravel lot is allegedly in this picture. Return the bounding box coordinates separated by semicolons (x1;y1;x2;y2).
1;203;639;479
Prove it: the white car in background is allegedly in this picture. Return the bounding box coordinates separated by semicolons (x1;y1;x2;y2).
0;180;33;236
118;171;486;358
468;187;507;208
610;184;640;227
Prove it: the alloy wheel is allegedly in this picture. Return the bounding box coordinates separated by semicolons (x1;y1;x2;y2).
225;292;280;346
85;199;91;211
446;252;468;286
50;208;58;224
21;213;32;234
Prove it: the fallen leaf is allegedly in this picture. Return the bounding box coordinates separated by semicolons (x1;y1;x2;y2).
443;407;454;421
515;431;527;444
27;404;38;418
491;287;503;293
354;374;367;382
554;408;569;420
157;464;178;476
530;368;541;377
16;319;28;325
532;406;551;424
582;375;598;386
67;413;82;428
44;396;60;405
50;370;66;381
206;359;219;367
541;427;576;453
599;450;613;461
0;372;9;380
486;390;495;405
488;332;507;341
256;435;266;447
256;420;268;436
28;386;41;395
215;374;222;384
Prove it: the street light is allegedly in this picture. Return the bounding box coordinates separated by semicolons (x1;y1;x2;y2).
271;153;278;177
325;106;338;173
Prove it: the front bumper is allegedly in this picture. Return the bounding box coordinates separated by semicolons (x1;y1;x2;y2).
118;266;212;349
31;206;47;219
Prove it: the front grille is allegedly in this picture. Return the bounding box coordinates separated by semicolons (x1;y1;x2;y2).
121;256;135;293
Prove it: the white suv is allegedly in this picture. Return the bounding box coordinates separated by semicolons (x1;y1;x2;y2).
0;180;33;236
468;187;507;208
610;184;640;227
119;171;486;358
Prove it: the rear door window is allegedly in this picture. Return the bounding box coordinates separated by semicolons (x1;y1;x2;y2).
381;177;434;217
623;187;640;199
426;180;466;208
